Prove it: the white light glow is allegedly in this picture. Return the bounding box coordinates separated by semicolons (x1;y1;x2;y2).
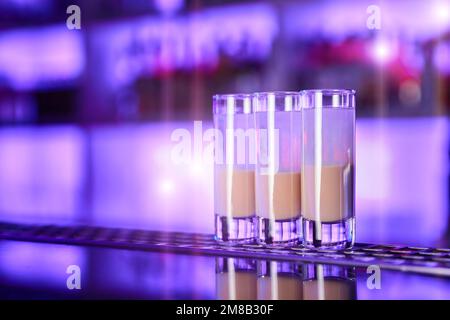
159;179;174;194
372;38;396;64
433;1;450;24
189;162;204;176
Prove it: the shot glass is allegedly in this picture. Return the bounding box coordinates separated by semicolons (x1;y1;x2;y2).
216;257;257;300
213;94;256;243
300;89;355;249
254;92;302;244
302;264;356;300
257;261;303;300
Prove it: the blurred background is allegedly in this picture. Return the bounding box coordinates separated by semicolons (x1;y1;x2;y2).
0;0;448;247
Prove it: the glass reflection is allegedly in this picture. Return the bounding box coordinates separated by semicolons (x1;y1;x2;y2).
257;260;303;300
302;263;356;300
215;259;357;300
215;257;257;300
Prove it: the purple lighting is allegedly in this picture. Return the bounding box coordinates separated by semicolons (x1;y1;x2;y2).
356;117;449;246
154;0;184;16
89;124;214;233
90;3;278;88
357;269;450;299
286;0;450;40
0;127;86;224
0;26;84;89
0;240;86;289
0;118;448;246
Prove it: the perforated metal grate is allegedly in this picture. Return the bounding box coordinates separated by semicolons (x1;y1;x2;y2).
1;222;449;277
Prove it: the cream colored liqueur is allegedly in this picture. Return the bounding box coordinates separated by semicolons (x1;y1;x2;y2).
214;168;255;218
256;171;301;220
302;164;353;222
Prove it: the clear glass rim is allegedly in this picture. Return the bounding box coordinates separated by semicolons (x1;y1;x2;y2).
253;91;301;112
300;89;356;109
300;89;356;95
213;93;253;115
253;91;299;97
213;93;253;100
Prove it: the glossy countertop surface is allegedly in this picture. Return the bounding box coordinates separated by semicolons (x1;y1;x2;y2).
1;239;450;300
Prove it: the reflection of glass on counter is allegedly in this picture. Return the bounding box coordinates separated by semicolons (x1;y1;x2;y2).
257;261;303;300
215;257;257;300
302;264;356;300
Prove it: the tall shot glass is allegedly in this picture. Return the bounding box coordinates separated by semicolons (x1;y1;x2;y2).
300;89;355;249
213;94;256;243
254;92;302;244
